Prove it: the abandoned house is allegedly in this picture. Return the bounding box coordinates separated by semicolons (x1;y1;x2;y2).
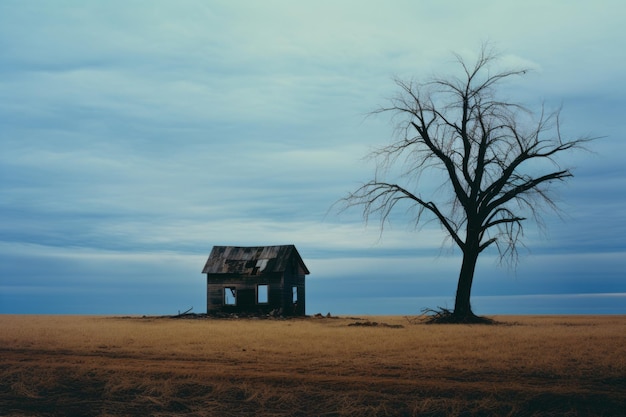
201;245;310;316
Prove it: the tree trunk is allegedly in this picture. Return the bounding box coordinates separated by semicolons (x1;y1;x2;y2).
453;245;479;318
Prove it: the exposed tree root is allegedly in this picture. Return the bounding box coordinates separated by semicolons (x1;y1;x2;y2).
421;307;497;325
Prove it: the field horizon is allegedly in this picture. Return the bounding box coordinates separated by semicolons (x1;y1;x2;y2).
1;314;625;416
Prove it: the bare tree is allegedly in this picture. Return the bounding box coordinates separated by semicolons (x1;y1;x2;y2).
341;47;593;323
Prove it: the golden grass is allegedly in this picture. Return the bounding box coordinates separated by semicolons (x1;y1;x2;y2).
1;315;625;416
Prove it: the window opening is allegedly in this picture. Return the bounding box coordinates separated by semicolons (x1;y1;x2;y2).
292;286;298;304
257;284;269;304
224;287;237;305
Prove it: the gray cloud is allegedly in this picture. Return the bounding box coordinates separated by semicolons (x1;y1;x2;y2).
1;0;625;314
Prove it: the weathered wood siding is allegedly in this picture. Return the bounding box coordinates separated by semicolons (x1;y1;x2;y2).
280;255;307;316
207;272;299;314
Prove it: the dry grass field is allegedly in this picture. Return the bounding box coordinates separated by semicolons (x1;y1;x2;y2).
1;315;625;416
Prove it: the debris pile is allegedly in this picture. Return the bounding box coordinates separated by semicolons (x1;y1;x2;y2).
347;320;404;329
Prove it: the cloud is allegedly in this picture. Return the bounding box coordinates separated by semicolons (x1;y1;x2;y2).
1;0;624;314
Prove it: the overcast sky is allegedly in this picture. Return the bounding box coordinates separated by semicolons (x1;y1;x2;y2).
1;1;625;315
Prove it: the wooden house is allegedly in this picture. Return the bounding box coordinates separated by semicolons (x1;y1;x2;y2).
201;245;310;316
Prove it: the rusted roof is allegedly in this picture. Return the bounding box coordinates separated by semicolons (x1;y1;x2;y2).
201;245;310;275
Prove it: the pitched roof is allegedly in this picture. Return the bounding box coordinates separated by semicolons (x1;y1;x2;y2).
201;245;310;275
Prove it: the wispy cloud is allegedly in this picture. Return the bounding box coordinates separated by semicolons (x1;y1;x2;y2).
1;0;625;314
